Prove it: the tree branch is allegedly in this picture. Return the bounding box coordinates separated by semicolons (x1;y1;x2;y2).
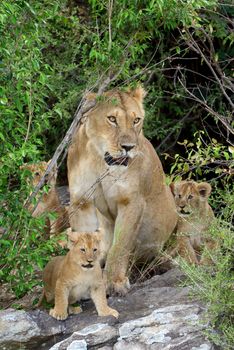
24;70;123;210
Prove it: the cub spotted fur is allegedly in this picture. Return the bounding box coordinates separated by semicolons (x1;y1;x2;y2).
38;230;119;320
20;160;69;234
168;180;216;264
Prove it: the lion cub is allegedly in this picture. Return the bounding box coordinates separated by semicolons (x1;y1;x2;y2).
39;230;119;320
20;160;69;234
168;180;216;265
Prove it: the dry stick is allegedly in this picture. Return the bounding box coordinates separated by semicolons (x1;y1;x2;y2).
177;76;234;141
185;30;234;110
24;71;123;212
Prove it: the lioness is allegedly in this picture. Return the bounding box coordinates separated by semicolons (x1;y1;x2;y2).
67;86;177;294
21;160;69;234
38;231;119;320
169;180;216;264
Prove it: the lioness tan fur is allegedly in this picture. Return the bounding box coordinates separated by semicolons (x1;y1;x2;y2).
38;231;119;320
67;86;178;295
168;180;216;264
21;161;69;234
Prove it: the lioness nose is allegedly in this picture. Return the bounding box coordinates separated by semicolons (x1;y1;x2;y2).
121;144;135;152
180;205;185;209
87;259;93;263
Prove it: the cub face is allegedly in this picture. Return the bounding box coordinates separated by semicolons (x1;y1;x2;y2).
170;181;211;217
67;229;101;270
20;160;57;188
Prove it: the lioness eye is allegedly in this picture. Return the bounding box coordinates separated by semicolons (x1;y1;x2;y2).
35;172;40;176
107;116;117;124
188;194;193;199
178;194;182;198
93;248;97;252
80;248;86;252
134;118;141;125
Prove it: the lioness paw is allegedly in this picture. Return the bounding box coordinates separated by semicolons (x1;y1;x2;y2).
108;277;130;296
49;308;68;320
108;307;119;319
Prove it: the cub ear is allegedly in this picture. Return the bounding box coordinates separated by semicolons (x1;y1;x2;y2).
66;228;80;249
85;92;97;101
131;86;147;103
169;183;176;196
94;227;103;241
196;182;212;198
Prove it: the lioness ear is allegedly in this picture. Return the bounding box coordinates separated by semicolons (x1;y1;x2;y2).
131;86;147;103
196;182;212;198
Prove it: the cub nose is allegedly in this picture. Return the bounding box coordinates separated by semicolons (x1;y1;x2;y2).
179;205;185;209
87;259;93;263
121;144;135;152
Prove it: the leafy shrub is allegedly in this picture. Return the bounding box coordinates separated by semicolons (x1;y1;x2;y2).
168;132;233;349
0;2;233;347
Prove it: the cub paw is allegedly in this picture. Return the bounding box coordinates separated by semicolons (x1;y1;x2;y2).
98;307;119;319
49;308;68;320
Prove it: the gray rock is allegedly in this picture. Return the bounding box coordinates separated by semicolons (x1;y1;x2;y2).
0;309;40;342
0;269;215;350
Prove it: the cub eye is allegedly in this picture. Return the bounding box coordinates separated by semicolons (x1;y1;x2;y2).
80;248;86;252
188;194;193;200
70;240;76;244
107;116;117;124
93;248;97;252
133;117;141;125
178;194;182;198
35;172;40;176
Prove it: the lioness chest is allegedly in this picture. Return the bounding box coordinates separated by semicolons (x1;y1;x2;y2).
94;166;139;218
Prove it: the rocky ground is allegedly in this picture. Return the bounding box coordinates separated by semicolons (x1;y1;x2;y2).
0;268;217;350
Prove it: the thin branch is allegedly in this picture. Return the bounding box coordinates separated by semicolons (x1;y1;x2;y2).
108;0;113;52
184;29;234;110
24;69;124;211
177;75;234;142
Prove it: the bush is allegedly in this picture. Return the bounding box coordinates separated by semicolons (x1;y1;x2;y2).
0;1;233;347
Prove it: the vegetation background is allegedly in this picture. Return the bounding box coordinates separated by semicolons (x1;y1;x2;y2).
0;0;233;348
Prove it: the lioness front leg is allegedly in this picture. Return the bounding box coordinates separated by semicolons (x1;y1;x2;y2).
105;201;144;295
69;198;98;231
49;282;69;320
90;284;119;318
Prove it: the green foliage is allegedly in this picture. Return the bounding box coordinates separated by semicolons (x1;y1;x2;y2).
0;1;233;346
178;197;234;349
168;131;234;182
168;131;233;348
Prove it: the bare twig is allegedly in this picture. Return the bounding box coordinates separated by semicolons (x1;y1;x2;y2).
183;29;234;110
108;0;113;52
177;75;234;142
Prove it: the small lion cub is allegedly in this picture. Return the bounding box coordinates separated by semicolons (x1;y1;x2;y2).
38;230;119;320
168;180;216;265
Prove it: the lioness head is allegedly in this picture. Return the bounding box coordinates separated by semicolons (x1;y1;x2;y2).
170;180;212;217
20;160;57;188
84;87;146;167
66;228;101;270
